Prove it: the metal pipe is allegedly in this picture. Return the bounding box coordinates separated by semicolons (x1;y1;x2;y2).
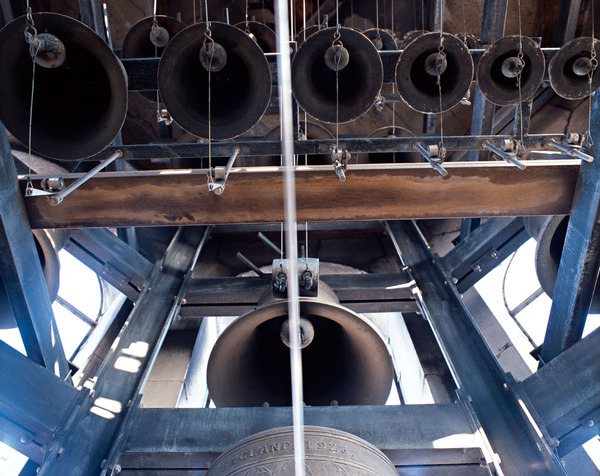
47;150;122;206
484;142;526;170
258;232;284;256
236;252;268;278
549;139;594;162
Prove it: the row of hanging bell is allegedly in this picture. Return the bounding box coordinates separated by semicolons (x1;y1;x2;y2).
0;12;598;160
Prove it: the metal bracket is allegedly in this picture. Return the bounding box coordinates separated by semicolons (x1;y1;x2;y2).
272;258;320;298
549;139;594;163
414;142;448;176
484;141;526;170
330;145;350;182
25;150;123;205
208;147;240;195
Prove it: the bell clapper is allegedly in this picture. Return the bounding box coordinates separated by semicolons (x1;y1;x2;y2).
208;147;240;194
281;316;315;349
330;144;349;182
414;142;448;176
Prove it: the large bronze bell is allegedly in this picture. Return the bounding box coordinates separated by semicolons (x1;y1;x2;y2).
395;32;473;113
0;13;128;160
207;426;397;476
234;21;277;53
292;27;384;123
524;215;600;313
477;35;545;106
207;282;394;407
363;28;397;51
549;37;600;100
0;229;68;329
121;15;186;59
158;22;272;140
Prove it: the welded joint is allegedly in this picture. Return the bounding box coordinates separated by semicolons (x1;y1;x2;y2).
414;142;448;176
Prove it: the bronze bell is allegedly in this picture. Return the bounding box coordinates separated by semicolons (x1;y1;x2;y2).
292;27;384;123
121;15;186;59
398;29;427;49
207;282;394;407
549;37;600;100
0;229;69;329
0;13;128;160
358;126;422;164
207;426;397;476
295;25;321;47
395;32;473;113
477;35;545;106
524;216;600;313
234;21;277;53
363;28;397;51
158;22;272;140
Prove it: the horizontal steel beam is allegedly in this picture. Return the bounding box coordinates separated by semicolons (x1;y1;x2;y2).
87;134;566;161
22;161;579;229
0;341;79;464
522;327;600;456
182;272;417;317
120;404;483;469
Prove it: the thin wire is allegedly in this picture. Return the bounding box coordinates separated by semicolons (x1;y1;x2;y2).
25;2;39;184
462;0;466;33
274;0;305;473
335;1;340;149
305;223;309;259
516;0;525;148
317;0;320;27
193;0;196;24
391;0;394;34
421;0;424;32
437;0;445;154
376;0;379;32
262;0;265;24
586;0;597;146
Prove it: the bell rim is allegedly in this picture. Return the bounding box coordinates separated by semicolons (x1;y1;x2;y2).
157;21;272;140
395;32;474;114
0;12;128;160
233;21;277;53
121;15;187;59
476;35;545;107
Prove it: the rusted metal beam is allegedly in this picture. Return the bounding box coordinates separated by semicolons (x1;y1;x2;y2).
22;161;579;229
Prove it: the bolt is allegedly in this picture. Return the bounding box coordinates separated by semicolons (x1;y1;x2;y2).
503;383;509;390
474;264;482;273
114;464;122;473
444;280;448;285
452;277;459;284
181;298;187;305
588;420;595;427
20;436;29;444
147;286;151;293
159;265;163;272
102;265;109;274
57;447;64;456
491;251;499;259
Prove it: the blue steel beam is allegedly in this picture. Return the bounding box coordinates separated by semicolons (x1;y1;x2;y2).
0;340;79;463
386;220;566;475
523;327;600;457
37;226;209;476
541;92;600;363
0;124;70;378
467;0;508;162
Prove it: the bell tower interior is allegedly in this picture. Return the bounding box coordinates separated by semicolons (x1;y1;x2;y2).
0;0;599;474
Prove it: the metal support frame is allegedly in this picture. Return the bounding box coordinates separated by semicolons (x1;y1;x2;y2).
541;92;600;363
22;160;579;229
65;229;154;301
117;404;487;473
386;220;565;475
554;0;583;45
0;124;70;379
468;0;508;162
444;217;530;293
37;227;210;475
181;272;418;317
78;0;106;42
0;0;21;24
522;327;600;457
0;340;79;464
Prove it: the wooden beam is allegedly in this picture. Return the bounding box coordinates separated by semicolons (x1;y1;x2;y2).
22;161;579;229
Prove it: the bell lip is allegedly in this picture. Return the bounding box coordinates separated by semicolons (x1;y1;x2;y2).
549;36;600;100
291;26;384;124
233;21;277;53
395;32;474;114
157;21;272;140
0;12;128;160
207;295;395;408
363;28;398;51
206;425;397;476
476;35;545;107
121;15;187;59
533;215;568;298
